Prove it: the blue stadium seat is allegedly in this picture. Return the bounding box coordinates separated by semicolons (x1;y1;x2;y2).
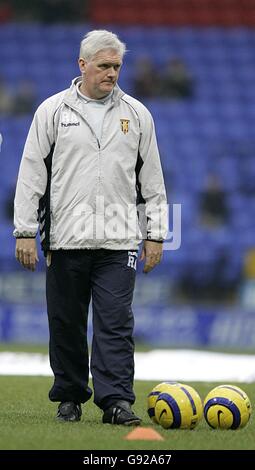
1;24;255;284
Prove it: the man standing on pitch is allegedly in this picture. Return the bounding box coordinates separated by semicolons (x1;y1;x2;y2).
14;30;168;424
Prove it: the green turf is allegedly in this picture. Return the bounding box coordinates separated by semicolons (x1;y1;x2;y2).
0;343;49;354
1;342;255;354
0;377;254;450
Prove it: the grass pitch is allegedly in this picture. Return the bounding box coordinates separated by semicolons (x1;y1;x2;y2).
0;376;254;450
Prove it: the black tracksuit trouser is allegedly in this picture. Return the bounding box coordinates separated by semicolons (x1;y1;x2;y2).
46;249;137;410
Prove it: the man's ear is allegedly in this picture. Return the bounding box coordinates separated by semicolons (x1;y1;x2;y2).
78;58;87;74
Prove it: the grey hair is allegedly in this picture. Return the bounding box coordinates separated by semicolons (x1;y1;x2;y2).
79;30;126;61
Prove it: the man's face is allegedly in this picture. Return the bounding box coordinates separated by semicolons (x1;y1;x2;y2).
79;49;122;99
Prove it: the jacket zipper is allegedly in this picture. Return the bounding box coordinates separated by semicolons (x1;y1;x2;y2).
62;100;102;245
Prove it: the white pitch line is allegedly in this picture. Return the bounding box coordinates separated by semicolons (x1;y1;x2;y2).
1;350;255;382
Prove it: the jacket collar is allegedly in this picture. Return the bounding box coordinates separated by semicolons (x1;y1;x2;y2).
63;76;125;109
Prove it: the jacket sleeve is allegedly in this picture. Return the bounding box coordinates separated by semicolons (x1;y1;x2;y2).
137;108;168;241
13;104;53;237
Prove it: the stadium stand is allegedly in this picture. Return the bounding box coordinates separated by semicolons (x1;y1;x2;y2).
1;24;255;299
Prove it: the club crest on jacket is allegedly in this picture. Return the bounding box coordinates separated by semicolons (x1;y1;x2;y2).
120;119;130;134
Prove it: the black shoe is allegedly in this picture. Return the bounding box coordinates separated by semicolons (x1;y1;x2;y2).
102;400;141;426
56;402;82;422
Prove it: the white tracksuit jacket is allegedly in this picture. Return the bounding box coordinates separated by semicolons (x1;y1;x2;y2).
14;77;168;252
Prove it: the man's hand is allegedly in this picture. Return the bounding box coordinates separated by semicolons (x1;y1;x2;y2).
15;238;39;271
139;240;163;274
